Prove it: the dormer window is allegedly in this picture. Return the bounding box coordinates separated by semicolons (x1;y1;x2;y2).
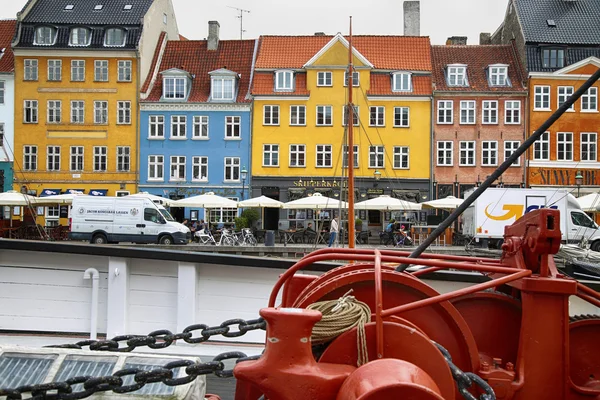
447;65;467;87
275;70;294;91
392;72;412;92
163;77;187;99
488;64;509;86
34;26;56;46
542;48;565;69
105;28;125;47
70;27;91;46
211;76;235;101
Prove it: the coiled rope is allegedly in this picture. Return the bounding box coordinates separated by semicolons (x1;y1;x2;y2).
307;290;371;366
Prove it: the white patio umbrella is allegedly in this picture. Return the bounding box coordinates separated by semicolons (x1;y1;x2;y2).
127;192;173;206
0;190;39;206
355;195;421;211
576;193;600;212
238;195;284;208
170;192;239;208
422;196;464;210
35;192;84;205
283;192;348;209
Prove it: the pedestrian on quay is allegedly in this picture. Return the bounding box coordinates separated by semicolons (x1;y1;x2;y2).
328;216;339;247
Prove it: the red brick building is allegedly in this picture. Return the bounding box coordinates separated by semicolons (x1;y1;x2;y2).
431;43;528;199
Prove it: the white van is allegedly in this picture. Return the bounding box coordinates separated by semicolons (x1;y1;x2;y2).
69;196;190;245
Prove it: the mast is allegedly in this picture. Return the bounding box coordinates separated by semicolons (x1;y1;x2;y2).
347;17;355;249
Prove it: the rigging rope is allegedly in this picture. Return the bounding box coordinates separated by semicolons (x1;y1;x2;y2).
307;290;371;366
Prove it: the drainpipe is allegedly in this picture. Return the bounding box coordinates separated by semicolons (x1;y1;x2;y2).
83;268;100;340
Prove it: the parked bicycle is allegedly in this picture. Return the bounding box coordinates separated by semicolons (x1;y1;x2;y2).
218;228;237;246
237;228;257;246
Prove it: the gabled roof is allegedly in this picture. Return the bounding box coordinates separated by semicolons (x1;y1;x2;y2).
21;0;154;26
255;35;432;71
0;20;16;73
303;34;373;68
143;39;256;103
431;45;526;92
515;0;600;44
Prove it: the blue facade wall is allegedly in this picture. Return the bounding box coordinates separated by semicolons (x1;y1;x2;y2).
0;162;12;193
139;107;251;220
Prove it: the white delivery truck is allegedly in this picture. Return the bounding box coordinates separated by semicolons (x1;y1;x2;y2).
462;188;600;249
69;196;190;245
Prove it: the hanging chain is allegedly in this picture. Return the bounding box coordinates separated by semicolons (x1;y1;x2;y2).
434;342;496;400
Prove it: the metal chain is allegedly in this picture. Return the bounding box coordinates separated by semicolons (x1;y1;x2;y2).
434;342;496;400
45;317;266;352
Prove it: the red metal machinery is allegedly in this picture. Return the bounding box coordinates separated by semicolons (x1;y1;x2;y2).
233;209;600;399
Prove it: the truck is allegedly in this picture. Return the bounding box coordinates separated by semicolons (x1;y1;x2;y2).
69;196;190;245
462;188;600;249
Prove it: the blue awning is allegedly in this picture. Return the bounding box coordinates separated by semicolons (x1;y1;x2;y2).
40;189;61;197
89;189;108;196
64;189;85;194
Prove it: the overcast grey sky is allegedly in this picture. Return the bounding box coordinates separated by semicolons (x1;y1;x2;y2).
3;0;508;45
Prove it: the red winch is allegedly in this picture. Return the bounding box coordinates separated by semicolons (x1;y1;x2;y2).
232;209;600;399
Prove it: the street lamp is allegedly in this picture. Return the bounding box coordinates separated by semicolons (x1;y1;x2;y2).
373;170;381;187
240;166;248;200
575;171;583;197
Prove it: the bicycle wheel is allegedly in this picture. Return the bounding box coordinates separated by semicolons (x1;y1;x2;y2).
224;236;236;246
247;236;257;246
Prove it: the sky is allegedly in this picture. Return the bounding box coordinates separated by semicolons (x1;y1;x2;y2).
1;0;508;45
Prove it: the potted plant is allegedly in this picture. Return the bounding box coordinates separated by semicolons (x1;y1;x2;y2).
355;218;363;231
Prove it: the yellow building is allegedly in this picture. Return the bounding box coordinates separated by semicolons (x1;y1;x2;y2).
11;0;178;226
251;34;432;229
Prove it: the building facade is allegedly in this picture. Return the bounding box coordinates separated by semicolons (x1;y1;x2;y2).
251;34;433;230
0;20;16;199
431;42;528;199
11;0;178;225
139;22;255;222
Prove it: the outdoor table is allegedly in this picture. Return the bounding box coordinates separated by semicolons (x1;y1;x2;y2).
279;230;296;244
318;231;329;244
411;225;453;246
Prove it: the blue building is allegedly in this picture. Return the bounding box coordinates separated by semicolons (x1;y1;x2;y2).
140;22;255;222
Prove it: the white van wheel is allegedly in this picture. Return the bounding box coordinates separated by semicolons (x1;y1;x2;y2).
591;241;600;252
92;234;107;244
159;235;174;245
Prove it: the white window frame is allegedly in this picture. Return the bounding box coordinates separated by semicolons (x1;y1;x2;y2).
23;145;37;171
263;144;279;167
369;145;385;168
447;65;467;86
47;145;60;171
369;106;385;127
24;100;38;123
459;141;476;166
94;60;109;82
47;100;61;124
316;105;333;126
117;101;131;124
24;59;38;81
263;105;280;125
392;72;412;92
289;144;306;167
581;87;598;112
482;100;498;124
117;146;130;172
148;155;164;181
344;71;359;87
70;100;85;124
170;156;186;181
34;26;56;46
70;27;91;46
94;100;108;124
45;206;60;227
93;146;107;172
505;100;521;124
557;86;574;111
534;86;551;111
47;60;61;81
534;132;550;161
504;141;521;166
557;132;573;161
193;116;209;139
275;70;294;91
316;144;332;168
488;65;508;86
211;76;235;101
225;116;241;139
317;71;332;87
224;157;240;182
481;141;498;166
581;132;597;162
149;115;165;139
192;156;208;181
71;60;85;82
437;141;453;166
105;28;126;47
393;146;409;169
290;105;306;126
170;115;186;139
118;60;132;82
163;76;187;99
342;105;359;127
460;100;476;124
70;146;84;171
342;145;359;169
393;107;410;127
437;100;453;124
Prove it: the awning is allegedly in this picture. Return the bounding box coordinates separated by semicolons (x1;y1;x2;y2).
40;189;61;197
89;189;108;196
64;189;85;194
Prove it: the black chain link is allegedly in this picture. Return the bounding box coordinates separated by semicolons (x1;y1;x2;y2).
434;342;496;400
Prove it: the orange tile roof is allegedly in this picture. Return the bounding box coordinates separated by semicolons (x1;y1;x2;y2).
0;20;16;73
252;72;310;96
144;39;256;103
255;35;432;71
368;74;432;96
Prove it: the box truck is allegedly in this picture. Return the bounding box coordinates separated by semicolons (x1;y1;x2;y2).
69;196;190;245
462;188;600;249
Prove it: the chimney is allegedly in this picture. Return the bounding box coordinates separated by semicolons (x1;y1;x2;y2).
479;32;491;45
314;32;326;36
403;1;420;36
446;36;468;45
208;21;220;51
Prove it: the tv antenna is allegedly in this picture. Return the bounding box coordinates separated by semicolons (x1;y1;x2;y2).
227;6;250;39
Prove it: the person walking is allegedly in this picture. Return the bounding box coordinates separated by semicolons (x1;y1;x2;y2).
328;216;339;247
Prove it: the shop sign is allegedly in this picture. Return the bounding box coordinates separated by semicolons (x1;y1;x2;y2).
529;168;600;186
292;179;345;188
366;188;384;195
